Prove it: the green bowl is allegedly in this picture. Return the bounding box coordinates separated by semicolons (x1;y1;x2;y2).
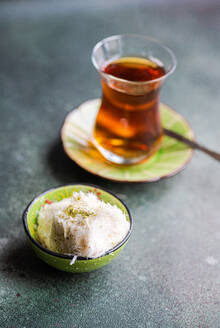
22;184;132;273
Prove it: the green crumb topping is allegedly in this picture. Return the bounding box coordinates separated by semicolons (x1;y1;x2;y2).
64;206;94;218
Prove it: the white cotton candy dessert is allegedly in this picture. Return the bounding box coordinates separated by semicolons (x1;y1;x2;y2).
36;191;129;258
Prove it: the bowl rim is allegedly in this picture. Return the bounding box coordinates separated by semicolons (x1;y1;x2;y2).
22;183;133;261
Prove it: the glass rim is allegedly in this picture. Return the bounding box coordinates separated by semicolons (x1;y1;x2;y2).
91;34;177;86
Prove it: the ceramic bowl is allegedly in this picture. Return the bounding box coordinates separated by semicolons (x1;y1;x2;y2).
22;184;132;273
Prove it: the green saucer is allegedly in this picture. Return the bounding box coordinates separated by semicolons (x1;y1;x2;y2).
61;99;194;182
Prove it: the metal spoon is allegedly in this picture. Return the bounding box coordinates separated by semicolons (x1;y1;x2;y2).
70;123;220;162
164;128;220;162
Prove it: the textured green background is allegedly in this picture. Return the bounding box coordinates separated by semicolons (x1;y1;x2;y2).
0;1;220;327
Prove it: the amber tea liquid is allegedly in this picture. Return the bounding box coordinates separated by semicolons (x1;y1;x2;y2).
94;57;166;164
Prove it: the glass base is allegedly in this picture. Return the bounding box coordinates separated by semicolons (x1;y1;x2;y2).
93;137;163;165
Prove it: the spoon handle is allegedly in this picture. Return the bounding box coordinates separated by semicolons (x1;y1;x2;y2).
164;128;220;162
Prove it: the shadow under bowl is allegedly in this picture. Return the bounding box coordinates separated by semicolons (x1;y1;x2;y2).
22;183;132;273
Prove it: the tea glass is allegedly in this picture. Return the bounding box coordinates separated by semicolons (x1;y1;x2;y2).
92;34;176;165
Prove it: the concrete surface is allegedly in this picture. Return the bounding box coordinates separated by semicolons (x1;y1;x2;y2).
0;1;220;327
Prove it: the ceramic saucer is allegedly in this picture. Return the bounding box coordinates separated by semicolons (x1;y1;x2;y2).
61;99;194;182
